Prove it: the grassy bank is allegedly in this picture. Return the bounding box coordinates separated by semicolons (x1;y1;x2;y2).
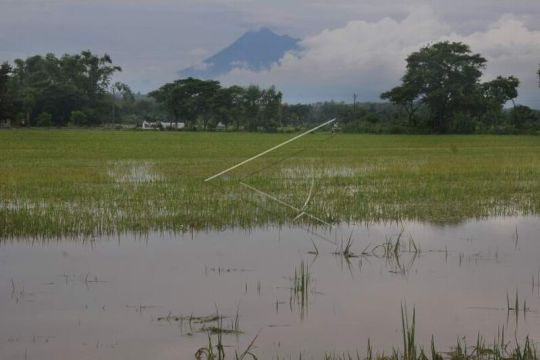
1;130;539;238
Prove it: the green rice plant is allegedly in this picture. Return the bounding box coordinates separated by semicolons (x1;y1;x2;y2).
289;260;312;318
195;331;258;360
307;239;319;255
232;305;240;333
431;336;443;360
2;131;540;239
234;333;259;360
291;261;310;296
332;232;358;259
371;229;418;275
301;307;537;360
401;303;417;360
158;310;241;335
195;331;225;360
506;290;529;316
514;337;536;360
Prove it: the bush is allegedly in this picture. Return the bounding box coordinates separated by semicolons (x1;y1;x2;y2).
451;113;476;134
36;112;52;127
70;110;88;126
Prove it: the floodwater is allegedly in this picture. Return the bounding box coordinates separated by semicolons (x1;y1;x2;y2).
1;216;540;359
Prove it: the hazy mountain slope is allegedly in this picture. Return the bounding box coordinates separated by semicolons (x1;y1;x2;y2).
180;27;299;79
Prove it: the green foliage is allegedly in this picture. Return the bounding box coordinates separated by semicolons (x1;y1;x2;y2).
511;105;540;130
6;51;121;126
0;62;16;122
381;41;521;133
149;78;282;131
35;112;52;126
149;78;221;129
70;110;88;126
1;131;540;238
1;47;536;133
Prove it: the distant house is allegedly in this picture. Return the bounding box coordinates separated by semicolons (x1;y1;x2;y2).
141;121;185;130
0;119;11;128
142;121;158;130
216;122;226;131
160;122;185;130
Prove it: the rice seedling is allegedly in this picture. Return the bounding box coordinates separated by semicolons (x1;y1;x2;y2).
401;304;417;360
371;230;419;275
2;131;540;239
372;228;406;259
332;232;358;260
156;310;242;335
291;261;310;294
192;314;224;324
195;331;225;360
289;260;313;319
296;307;538;360
531;268;540;295
307;239;320;256
506;290;530;315
195;330;258;360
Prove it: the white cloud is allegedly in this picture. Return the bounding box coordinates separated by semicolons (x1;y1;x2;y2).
445;16;540;106
2;0;539;103
218;6;540;107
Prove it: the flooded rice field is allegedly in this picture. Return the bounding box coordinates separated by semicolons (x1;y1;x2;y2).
1;216;540;359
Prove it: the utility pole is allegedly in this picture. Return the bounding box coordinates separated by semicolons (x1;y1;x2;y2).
112;85;116;125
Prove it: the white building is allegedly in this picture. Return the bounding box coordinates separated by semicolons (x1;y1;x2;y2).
142;121;157;130
160;121;185;129
142;121;185;130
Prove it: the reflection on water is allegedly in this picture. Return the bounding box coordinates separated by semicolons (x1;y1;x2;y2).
1;216;540;359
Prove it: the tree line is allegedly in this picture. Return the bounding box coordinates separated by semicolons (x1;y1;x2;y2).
0;51;130;126
149;78;283;130
0;43;539;133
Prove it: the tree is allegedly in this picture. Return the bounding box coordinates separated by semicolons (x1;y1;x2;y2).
209;86;239;129
381;83;421;127
510;105;539;130
282;104;311;127
227;85;246;130
149;78;221;129
111;82;134;124
0;62;16;123
70;110;88;126
243;85;262;131
36;112;52;126
9;51;122;126
382;42;488;133
481;76;520;125
259;86;282;129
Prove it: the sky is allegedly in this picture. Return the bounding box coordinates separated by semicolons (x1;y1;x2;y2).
1;0;539;106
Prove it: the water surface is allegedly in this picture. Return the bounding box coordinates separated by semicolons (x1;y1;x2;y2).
1;217;540;359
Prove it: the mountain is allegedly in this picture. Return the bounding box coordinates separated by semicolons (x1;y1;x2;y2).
179;27;300;79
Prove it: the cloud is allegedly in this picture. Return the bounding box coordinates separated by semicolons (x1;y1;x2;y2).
445;16;540;106
1;0;539;103
218;6;540;107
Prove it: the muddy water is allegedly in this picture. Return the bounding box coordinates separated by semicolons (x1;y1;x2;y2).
1;217;540;359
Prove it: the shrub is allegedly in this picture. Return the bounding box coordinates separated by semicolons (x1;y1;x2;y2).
36;112;52;127
70;110;88;126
